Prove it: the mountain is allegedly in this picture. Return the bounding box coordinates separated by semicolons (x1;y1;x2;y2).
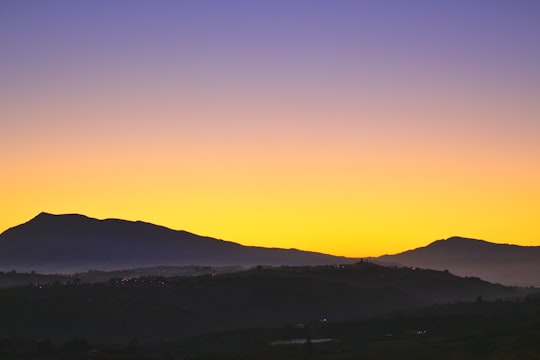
0;212;357;273
376;236;540;286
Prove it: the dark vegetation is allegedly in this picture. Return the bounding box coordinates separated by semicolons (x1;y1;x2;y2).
165;297;540;360
0;266;244;288
0;262;537;359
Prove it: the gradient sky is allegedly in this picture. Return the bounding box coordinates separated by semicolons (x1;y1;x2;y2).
1;0;539;257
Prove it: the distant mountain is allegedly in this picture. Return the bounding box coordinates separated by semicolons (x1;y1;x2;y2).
0;213;357;273
376;236;540;286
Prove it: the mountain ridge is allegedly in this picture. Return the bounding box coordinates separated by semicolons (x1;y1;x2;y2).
0;212;357;273
376;236;540;286
3;214;539;285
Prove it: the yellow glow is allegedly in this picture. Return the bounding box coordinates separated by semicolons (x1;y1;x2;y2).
2;119;539;257
3;0;540;261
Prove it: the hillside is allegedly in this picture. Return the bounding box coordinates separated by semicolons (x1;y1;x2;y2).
0;213;356;273
376;237;540;286
0;262;527;343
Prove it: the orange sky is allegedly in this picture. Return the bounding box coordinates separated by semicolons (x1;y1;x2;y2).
1;1;539;257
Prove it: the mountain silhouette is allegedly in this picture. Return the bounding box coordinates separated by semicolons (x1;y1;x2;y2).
376;236;540;286
0;213;357;273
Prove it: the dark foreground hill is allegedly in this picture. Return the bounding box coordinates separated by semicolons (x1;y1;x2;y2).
376;237;540;286
0;262;528;344
2;298;540;359
0;213;357;273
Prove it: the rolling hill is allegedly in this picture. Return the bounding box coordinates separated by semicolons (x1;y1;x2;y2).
0;212;357;273
0;262;528;343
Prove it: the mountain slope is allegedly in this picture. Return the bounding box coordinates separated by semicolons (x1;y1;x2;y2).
376;236;540;286
0;213;356;273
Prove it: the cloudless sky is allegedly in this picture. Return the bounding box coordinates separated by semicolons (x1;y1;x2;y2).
1;0;539;256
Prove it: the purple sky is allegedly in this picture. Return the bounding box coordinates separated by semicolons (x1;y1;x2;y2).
1;0;539;255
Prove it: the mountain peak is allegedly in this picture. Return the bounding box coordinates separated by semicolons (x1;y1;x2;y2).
429;236;489;247
0;213;356;273
446;236;479;242
32;212;89;221
33;211;55;219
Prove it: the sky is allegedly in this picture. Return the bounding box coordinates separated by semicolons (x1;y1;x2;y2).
1;0;539;257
